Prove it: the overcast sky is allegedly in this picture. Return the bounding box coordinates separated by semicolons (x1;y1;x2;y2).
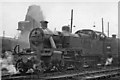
0;0;119;37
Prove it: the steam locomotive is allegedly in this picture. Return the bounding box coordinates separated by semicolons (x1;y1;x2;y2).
13;21;120;73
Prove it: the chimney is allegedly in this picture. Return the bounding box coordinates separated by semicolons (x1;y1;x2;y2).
112;34;116;38
40;21;48;29
62;26;71;32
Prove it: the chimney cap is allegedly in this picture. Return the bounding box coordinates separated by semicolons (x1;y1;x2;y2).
40;20;48;23
112;34;116;38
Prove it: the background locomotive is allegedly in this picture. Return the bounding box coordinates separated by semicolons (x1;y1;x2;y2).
13;20;120;73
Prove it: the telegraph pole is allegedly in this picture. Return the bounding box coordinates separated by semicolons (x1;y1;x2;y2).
108;22;109;37
102;18;104;34
3;30;5;37
71;9;73;33
102;18;105;56
2;31;5;52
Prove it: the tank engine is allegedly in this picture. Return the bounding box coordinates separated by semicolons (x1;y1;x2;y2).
14;21;120;73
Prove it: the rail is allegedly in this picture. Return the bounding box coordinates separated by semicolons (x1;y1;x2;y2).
2;66;120;80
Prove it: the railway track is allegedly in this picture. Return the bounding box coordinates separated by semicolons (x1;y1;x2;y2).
2;66;120;80
43;67;120;80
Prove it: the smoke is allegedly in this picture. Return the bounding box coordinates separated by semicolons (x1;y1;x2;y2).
18;5;45;48
25;5;45;30
1;51;17;74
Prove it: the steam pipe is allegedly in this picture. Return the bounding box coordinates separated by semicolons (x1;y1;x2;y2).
49;36;56;49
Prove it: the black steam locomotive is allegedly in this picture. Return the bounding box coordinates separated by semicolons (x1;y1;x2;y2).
13;22;120;73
